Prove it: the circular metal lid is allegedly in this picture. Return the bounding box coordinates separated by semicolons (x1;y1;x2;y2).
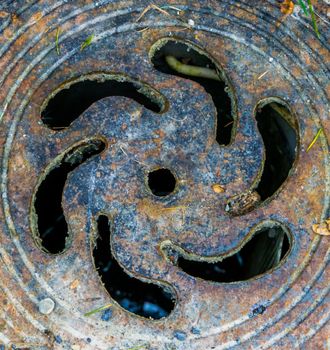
0;1;329;349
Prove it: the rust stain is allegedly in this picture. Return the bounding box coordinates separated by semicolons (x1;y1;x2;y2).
137;198;187;221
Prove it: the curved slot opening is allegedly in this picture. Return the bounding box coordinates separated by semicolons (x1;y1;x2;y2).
148;168;176;197
93;215;175;319
41;74;166;130
32;139;106;254
255;101;298;200
225;101;298;216
150;38;235;145
163;224;291;282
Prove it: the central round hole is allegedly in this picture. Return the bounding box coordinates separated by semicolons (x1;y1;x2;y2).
148;168;176;196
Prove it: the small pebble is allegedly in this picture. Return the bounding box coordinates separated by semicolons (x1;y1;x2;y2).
38;298;55;315
190;327;201;335
101;308;113;321
251;304;266;317
173;330;187;341
188;19;195;26
86;337;92;343
55;335;62;344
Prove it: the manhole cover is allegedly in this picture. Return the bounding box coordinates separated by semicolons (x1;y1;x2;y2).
0;1;329;349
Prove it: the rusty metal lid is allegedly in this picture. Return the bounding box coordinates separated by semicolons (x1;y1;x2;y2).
0;1;329;349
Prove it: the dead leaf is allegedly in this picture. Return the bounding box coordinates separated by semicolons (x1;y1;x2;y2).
70;279;79;289
212;184;225;193
280;0;294;15
312;219;330;236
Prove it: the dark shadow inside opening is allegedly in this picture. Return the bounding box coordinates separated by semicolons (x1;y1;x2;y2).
150;40;234;145
148;168;176;196
255;102;297;200
166;225;290;282
41;79;164;130
93;215;175;319
34;139;105;254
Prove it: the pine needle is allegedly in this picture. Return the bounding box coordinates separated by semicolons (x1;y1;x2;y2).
307;0;320;38
136;4;171;22
297;0;309;16
55;27;60;55
84;303;112;317
257;70;269;80
165;5;183;13
128;345;148;350
135;3;191;29
80;34;94;51
306;127;323;152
